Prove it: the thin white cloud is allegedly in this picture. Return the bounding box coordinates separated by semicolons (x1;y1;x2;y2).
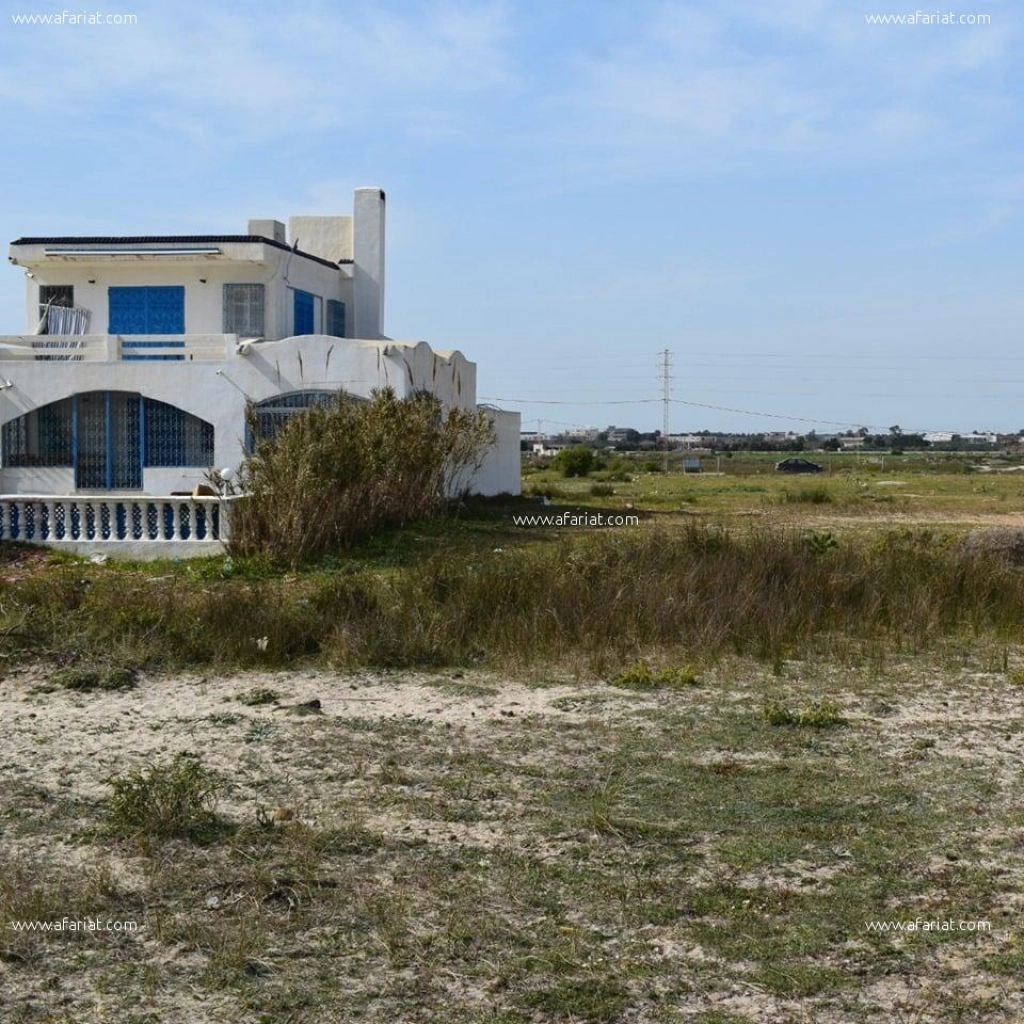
0;0;517;144
563;1;1017;167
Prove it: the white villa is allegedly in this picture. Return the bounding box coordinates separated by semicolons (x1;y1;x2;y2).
0;187;519;556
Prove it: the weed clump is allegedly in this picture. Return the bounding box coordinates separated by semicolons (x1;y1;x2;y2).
51;665;136;692
234;687;281;706
610;659;699;691
781;486;833;505
104;752;227;842
763;698;846;728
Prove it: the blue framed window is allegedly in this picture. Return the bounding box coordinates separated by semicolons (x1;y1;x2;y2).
144;398;214;467
1;397;73;467
326;299;346;338
293;289;315;335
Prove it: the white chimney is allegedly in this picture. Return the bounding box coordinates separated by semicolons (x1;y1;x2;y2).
352;187;385;340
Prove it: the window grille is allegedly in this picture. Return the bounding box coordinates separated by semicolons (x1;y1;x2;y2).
1;397;73;467
144;398;214;467
1;393;213;483
248;390;355;447
223;283;265;336
326;299;346;338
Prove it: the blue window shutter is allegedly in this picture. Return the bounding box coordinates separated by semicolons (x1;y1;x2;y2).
108;287;149;333
108;286;184;335
293;290;315;335
146;287;185;333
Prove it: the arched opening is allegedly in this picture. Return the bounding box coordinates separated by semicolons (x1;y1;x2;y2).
247;390;363;448
1;392;214;490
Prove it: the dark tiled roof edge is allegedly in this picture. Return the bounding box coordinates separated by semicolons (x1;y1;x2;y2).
9;236;352;270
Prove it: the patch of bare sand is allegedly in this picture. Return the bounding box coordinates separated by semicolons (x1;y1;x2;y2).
0;668;660;816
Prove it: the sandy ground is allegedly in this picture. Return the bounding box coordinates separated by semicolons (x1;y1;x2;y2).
3;663;1024;1023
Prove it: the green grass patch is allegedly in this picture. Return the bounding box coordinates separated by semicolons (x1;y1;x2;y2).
609;659;700;690
762;698;847;728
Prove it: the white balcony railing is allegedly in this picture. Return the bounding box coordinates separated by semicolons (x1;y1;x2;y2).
0;495;236;558
0;334;237;362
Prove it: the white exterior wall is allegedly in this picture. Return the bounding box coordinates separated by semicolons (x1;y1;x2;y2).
473;408;522;496
0;335;522;497
19;249;353;342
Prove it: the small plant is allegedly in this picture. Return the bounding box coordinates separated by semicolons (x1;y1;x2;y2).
52;664;136;692
781;486;833;505
763;698;846;728
207;712;243;726
589;483;615;497
524;481;567;500
610;659;700;691
807;531;839;554
234;687;281;706
244;720;274;744
104;752;226;842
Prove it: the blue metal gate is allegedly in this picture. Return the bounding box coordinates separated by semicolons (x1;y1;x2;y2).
74;392;142;489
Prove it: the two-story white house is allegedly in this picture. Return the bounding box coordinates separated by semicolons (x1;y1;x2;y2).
0;187;520;556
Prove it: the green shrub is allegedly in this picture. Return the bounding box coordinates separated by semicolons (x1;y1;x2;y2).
229;389;495;565
105;752;226;842
553;445;598;478
589;483;615;497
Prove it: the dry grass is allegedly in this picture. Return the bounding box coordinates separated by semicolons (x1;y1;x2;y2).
2;521;1023;675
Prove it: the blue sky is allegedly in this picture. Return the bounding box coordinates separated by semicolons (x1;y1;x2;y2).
1;0;1020;434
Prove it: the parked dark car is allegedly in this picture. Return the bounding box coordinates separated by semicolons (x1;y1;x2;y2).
775;457;823;474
